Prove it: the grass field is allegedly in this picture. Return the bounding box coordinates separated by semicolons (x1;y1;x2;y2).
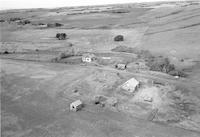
1;1;200;137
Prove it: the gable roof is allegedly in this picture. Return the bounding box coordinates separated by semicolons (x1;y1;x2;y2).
71;100;82;106
121;78;139;92
82;53;95;58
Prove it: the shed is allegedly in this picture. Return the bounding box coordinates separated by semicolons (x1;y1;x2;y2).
82;53;96;63
121;78;140;93
70;100;83;111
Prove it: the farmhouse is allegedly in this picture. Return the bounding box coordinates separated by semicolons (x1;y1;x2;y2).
121;78;140;93
70;100;83;111
82;53;96;63
115;63;127;70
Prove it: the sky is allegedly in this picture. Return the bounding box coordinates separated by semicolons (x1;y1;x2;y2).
0;0;189;10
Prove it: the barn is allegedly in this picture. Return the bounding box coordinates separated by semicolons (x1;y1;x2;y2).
121;78;140;93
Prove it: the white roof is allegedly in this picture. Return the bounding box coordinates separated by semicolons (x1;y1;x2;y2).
122;78;139;92
71;100;82;106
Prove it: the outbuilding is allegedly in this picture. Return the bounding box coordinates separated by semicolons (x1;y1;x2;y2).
121;78;140;93
70;100;83;111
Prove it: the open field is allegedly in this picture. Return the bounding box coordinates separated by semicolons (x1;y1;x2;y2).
1;1;200;137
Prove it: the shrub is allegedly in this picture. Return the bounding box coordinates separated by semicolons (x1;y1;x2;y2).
3;51;9;54
93;95;107;105
0;19;5;22
55;23;63;27
38;23;45;25
168;70;187;77
147;57;175;73
56;33;60;38
138;49;153;59
68;43;73;47
111;46;134;52
164;64;175;73
111;46;153;59
9;17;22;22
47;23;63;28
56;33;66;40
111;9;129;14
114;35;124;41
17;20;31;25
57;48;75;60
52;49;75;63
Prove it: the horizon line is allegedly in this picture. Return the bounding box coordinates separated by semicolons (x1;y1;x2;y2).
0;0;196;11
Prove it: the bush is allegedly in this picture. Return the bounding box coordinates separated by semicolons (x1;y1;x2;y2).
111;9;129;14
56;48;76;61
24;20;31;24
114;35;124;41
56;33;66;40
68;43;73;47
38;23;45;25
56;33;60;38
93;95;107;105
164;64;175;73
111;46;134;52
9;17;22;22
59;50;74;59
52;49;75;63
47;23;63;28
0;19;5;22
17;20;31;25
147;57;175;73
55;23;63;27
168;70;187;77
111;46;153;59
3;51;9;54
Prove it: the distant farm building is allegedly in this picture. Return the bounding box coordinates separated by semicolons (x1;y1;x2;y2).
115;63;127;70
121;78;140;93
70;100;83;111
82;53;96;63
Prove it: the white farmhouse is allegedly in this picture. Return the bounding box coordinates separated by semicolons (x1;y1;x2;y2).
115;63;127;70
82;53;96;63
